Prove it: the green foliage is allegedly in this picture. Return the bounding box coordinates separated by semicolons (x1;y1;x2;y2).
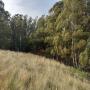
0;7;11;49
10;14;36;51
0;0;90;69
79;49;89;67
79;37;90;68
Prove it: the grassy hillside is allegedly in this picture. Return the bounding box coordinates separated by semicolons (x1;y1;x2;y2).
0;50;90;90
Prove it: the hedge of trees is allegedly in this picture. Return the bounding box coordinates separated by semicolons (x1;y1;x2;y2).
0;0;90;69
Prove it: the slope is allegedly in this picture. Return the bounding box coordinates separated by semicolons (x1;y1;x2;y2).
0;50;90;90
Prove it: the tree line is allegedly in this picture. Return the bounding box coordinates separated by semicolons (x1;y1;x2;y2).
0;0;90;69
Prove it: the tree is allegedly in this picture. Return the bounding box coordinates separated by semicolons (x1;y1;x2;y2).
0;5;11;49
10;14;36;51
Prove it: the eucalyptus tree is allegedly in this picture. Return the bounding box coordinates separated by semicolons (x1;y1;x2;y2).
0;1;11;49
10;14;36;51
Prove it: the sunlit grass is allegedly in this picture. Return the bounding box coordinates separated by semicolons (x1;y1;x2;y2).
0;50;90;90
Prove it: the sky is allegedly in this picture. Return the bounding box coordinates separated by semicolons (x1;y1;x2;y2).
3;0;59;18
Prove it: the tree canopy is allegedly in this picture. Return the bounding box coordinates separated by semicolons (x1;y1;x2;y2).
0;0;90;69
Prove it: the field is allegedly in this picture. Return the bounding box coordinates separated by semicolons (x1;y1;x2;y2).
0;50;90;90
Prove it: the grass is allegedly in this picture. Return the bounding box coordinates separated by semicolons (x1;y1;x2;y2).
0;50;90;90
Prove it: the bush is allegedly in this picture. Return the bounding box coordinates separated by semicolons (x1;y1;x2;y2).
79;49;89;68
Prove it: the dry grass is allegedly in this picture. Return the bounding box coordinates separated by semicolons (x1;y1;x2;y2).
0;50;90;90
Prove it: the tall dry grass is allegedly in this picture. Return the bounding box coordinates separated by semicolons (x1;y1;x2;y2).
0;50;90;90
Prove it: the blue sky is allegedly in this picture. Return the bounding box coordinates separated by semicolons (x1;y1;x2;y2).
3;0;59;18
